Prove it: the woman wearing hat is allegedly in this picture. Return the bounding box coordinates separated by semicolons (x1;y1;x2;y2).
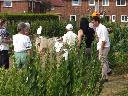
62;24;77;60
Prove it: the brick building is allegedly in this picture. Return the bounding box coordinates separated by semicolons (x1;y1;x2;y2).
0;0;128;22
50;0;128;22
0;0;43;13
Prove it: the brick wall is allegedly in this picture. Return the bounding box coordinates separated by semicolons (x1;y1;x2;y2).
63;0;89;21
51;0;128;22
99;1;128;22
0;0;127;22
0;1;29;13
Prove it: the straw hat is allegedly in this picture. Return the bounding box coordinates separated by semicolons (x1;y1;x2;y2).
92;11;100;17
66;24;73;30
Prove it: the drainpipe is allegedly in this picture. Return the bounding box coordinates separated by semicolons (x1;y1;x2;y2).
32;0;34;12
98;0;99;12
95;0;99;12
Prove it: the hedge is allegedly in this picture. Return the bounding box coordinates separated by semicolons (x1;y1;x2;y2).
0;13;59;21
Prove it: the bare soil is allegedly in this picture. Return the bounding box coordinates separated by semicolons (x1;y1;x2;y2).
100;74;128;96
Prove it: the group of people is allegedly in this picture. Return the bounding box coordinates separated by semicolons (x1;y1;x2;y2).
0;20;32;69
0;15;111;82
54;16;111;82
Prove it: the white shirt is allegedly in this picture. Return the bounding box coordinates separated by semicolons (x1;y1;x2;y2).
63;31;77;46
0;28;9;50
0;42;9;50
96;24;110;50
13;34;32;52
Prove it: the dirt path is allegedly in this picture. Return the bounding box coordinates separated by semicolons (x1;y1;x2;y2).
100;74;128;96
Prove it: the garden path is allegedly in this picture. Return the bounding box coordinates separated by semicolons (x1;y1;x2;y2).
100;74;128;96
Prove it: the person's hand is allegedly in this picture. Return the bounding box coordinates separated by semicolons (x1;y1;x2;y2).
101;45;105;50
27;50;31;56
101;41;106;50
37;43;40;46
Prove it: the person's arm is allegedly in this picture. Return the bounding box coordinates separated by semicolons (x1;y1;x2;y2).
27;49;31;56
78;29;83;48
2;36;12;43
101;27;108;50
101;41;106;50
25;36;32;55
2;30;12;43
62;34;66;45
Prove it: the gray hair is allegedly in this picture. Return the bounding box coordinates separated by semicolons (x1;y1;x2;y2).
25;22;30;29
17;22;27;31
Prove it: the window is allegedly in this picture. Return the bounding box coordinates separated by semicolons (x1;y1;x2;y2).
70;15;76;21
112;15;116;22
89;0;95;6
102;0;109;6
72;0;81;6
104;15;111;21
121;15;128;22
116;0;126;6
3;1;12;7
51;6;55;11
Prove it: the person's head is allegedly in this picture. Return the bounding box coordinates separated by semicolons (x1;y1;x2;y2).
0;19;7;28
25;22;30;29
80;17;89;30
91;16;100;27
25;22;30;35
66;24;73;31
89;22;94;28
17;22;29;34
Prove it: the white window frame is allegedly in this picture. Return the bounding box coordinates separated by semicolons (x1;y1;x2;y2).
3;1;12;7
70;15;76;21
104;15;111;21
116;0;126;6
112;15;116;22
58;15;61;21
102;0;109;6
89;0;95;6
100;15;104;18
72;0;81;6
121;15;128;22
51;6;55;11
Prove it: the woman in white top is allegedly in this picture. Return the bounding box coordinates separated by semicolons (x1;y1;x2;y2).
13;22;32;68
62;24;77;60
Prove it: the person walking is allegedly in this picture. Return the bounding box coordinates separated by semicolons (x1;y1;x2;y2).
0;19;11;69
78;17;95;56
13;22;32;68
91;16;111;81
